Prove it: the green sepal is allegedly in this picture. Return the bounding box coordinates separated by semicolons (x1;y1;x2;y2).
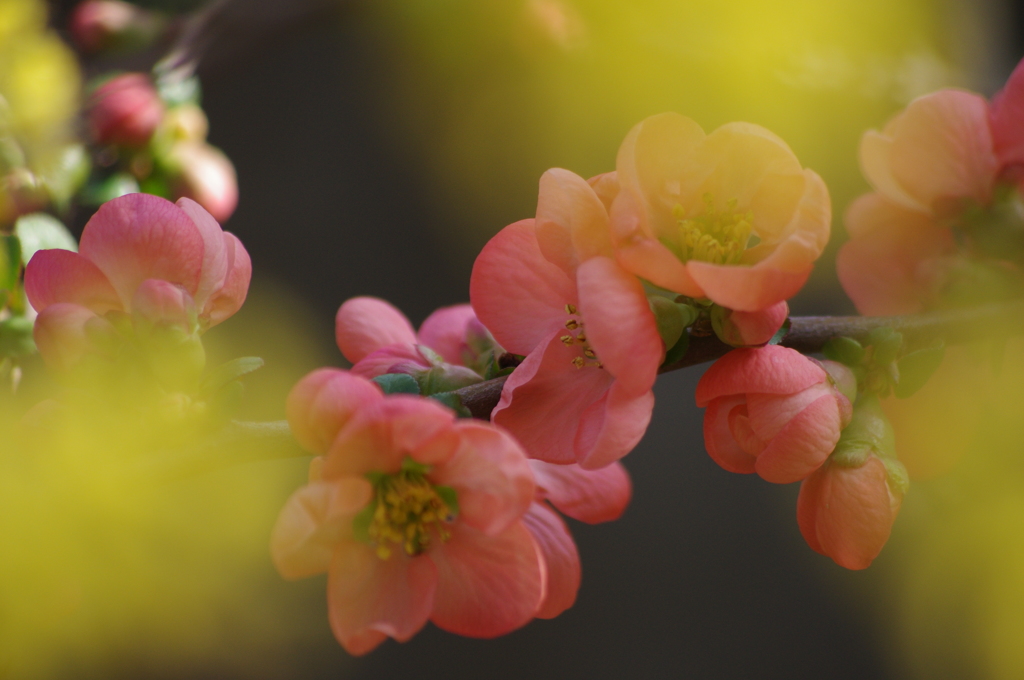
365;471;388;486
894;342;945;399
429;391;473;418
767;318;791;346
138;173;172;199
83;172;141;205
15;213;77;264
156;75;202;107
401;457;432;475
677;302;700;328
0;234;21;293
0;315;35;358
822;336;865;366
648;295;685;350
434;485;460;518
372;373;420;395
882;457;910;495
199;357;264;396
660;330;690;369
866;327;903;366
351;500;377;544
830;395;897;467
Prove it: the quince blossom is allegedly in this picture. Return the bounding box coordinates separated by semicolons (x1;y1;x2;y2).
471;168;662;469
838;57;1024;315
608;112;831;313
25;192;250;374
87;73;164;148
274;369;626;653
695;345;852;484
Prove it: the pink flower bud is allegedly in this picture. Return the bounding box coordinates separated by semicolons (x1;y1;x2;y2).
797;455;905;570
88;73;165;148
695;345;851;484
710;300;788;347
69;0;162;55
166;142;238;223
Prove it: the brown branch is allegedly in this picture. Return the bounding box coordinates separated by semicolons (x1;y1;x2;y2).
454;301;1024;420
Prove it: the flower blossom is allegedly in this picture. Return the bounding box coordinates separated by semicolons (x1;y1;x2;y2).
87;73;164;148
608;112;831;313
838;57;1024;315
272;368;629;653
471;168;662;469
695;345;852;484
24;192;250;375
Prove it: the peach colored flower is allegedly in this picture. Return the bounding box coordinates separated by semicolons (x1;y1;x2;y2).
471;168;661;469
25;192;250;372
166;141;239;223
839;58;1024;315
274;368;585;654
695;345;851;484
88;73;164;148
608;112;831;312
797;455;904;570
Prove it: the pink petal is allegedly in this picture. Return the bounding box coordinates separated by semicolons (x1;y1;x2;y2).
33;303;110;372
130;278;194;330
201;232;251;327
694;346;826;406
417;304;477;365
837;194;955;316
285;368;384;455
351;344;429;380
323;396;458;478
78;193;206;305
429;521;544;637
587;171;619;211
428;421;535;536
470;219;576;355
753;393;842;484
522;502;580;619
576;256;661;396
574;380;655;470
335;297;417;364
327;544;437;654
492;332;616;465
702;395;758;474
174;197;228;312
717;302;789;346
270;478;374;580
613;236;703;297
745;382;834;441
536;168;613;265
530;460;631;523
991;57;1024;168
24;249;121;314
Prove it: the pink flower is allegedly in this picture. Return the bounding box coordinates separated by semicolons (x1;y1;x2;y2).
710;300;789;347
695;345;852;484
166;142;239;223
88;73;164;148
608;112;831;312
25;192;250;373
334;297;489;389
69;0;161;55
797;455;904;570
470;168;662;469
273;369;561;654
839;58;1024;315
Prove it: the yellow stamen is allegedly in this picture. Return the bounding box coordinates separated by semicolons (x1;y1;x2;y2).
561;335;574;345
572;356;585;369
565;304;577;315
366;471;455;560
667;193;753;265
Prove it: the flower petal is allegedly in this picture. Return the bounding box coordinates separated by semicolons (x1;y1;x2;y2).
574;381;655;470
327;544;437;654
335;297;417;364
351;344;429;380
174;197;228;312
33;303;110;372
536;167;613;265
201;232;251;327
702;395;758;474
753;393;842;484
521;502;580;619
417;304;476;365
286;368;383;455
530;460;631;523
694;346;826;406
429;521;544;638
576;256;661;396
991;57;1024;168
470;219;576;354
24;249;121;314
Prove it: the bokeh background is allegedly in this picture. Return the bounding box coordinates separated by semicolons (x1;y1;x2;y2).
5;0;1024;677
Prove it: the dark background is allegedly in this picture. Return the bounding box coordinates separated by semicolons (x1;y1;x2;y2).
43;1;1024;677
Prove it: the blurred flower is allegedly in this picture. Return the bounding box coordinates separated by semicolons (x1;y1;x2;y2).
695;345;852;484
471;167;660;469
88;73;164;148
609;112;831;312
273;369;546;655
838;57;1024;315
69;0;164;55
164;141;238;223
797;396;907;569
25;193;250;378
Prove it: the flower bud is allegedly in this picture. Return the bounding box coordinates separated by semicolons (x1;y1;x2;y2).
165;142;238;222
710;301;788;347
88;73;165;148
69;0;164;55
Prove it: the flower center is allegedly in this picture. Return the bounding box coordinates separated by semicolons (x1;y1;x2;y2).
560;303;602;369
365;466;457;560
663;193;753;265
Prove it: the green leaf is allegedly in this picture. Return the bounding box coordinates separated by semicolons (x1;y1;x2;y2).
157;76;202;107
767;318;792;346
138;174;172;199
434;485;460;517
39;144;90;209
0;235;21;292
372;373;420;395
209;380;245;420
866;327;903;365
894;343;945;399
82;173;140;206
648;295;685;350
199;357;264;396
0;315;35;358
660;330;690;368
15;213;77;264
429;391;472;418
822;336;865;366
351;500;377;544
